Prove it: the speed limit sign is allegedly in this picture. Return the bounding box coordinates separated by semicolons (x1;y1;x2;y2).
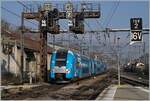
130;30;142;41
65;2;73;19
130;18;143;42
66;11;73;18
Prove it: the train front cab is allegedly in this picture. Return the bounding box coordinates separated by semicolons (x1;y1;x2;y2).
50;50;75;83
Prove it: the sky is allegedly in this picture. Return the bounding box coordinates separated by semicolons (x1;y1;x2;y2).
1;1;149;28
1;0;149;61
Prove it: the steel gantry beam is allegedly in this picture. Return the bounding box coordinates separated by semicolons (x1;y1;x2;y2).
28;28;150;34
23;11;100;20
21;2;101;82
60;28;150;33
87;28;149;33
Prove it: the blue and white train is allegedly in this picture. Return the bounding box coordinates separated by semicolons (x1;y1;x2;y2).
49;49;107;83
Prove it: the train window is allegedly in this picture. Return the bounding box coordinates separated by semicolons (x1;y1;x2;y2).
94;63;96;68
76;57;81;68
55;50;67;66
56;50;68;59
55;61;66;66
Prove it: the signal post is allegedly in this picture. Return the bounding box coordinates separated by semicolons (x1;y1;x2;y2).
21;2;100;82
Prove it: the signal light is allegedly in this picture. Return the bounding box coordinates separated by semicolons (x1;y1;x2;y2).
69;12;84;34
47;8;60;34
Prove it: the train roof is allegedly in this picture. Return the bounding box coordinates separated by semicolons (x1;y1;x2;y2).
53;49;103;62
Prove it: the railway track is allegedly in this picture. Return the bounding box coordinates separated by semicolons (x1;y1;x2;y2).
35;72;112;100
76;79;110;100
1;84;67;100
110;68;149;87
120;75;149;87
1;70;114;100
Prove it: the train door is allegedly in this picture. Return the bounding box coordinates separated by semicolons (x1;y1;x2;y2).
94;61;97;74
81;57;90;78
96;61;102;74
89;60;92;76
91;60;95;76
76;56;82;78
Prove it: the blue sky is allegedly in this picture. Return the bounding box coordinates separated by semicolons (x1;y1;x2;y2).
1;0;149;60
1;1;149;29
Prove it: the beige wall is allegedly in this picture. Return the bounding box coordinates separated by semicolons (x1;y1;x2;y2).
34;52;40;79
1;44;21;76
1;44;52;81
47;54;51;71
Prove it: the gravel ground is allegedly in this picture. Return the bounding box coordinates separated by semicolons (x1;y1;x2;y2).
1;72;113;100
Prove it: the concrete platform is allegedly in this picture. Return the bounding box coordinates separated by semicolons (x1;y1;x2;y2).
96;85;149;100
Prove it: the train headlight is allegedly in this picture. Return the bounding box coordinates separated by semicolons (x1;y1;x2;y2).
66;69;70;74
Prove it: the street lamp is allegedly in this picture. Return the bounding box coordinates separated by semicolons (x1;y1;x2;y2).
117;37;120;86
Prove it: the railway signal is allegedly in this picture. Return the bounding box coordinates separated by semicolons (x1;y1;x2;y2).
21;2;100;82
65;2;85;34
47;8;60;34
130;18;143;42
69;12;84;34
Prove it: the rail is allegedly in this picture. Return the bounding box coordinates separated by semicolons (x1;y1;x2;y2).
120;75;149;87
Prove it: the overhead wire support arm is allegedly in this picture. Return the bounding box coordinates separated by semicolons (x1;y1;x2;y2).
27;28;150;34
17;1;30;11
84;28;150;34
20;2;101;82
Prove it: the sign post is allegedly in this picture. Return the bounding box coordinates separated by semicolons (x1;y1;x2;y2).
65;2;73;26
130;18;143;44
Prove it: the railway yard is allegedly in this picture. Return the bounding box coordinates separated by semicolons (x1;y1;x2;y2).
1;1;149;100
1;72;110;100
1;69;149;100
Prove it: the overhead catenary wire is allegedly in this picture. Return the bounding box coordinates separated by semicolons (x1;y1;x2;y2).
89;18;121;58
102;3;116;27
85;22;102;46
81;1;107;48
83;2;109;46
32;0;40;7
94;21;131;55
105;1;120;28
84;21;105;54
85;20;107;49
17;1;79;50
81;1;130;59
17;1;30;10
1;6;38;26
101;1;120;51
94;0;127;55
95;19;118;51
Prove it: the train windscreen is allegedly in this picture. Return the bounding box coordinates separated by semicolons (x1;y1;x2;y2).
55;50;68;66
